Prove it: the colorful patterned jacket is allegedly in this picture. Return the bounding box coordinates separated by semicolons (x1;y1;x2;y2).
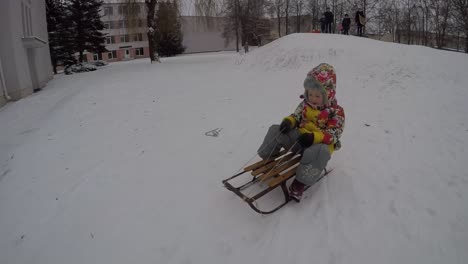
284;63;345;153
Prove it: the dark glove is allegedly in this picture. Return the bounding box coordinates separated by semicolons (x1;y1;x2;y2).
279;119;293;134
298;133;314;148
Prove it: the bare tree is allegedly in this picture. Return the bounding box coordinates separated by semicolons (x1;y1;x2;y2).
273;0;284;37
306;0;322;30
245;0;270;45
193;0;223;29
145;0;160;62
416;0;431;46
123;0;143;36
285;0;290;34
429;0;452;48
451;0;468;52
291;0;304;32
194;0;222;16
221;0;243;51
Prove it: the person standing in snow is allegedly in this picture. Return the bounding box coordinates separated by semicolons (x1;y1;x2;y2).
342;14;351;35
355;8;365;37
320;14;327;33
324;7;334;33
257;63;345;202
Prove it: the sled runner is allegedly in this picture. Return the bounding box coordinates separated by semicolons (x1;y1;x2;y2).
222;150;331;214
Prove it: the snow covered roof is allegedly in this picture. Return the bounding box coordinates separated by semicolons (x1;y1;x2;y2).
103;0;145;3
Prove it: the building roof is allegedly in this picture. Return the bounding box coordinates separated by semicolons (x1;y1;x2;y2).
103;0;145;4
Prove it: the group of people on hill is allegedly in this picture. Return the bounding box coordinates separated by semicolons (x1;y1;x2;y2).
319;7;366;37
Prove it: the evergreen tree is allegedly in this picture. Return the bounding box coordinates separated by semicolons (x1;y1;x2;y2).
155;1;185;57
46;0;75;73
67;0;107;62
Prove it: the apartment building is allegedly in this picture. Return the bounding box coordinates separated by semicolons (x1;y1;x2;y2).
83;0;149;62
85;0;236;63
0;0;53;107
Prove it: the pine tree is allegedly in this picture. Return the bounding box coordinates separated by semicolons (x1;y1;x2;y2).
155;1;185;57
46;0;75;73
67;0;107;62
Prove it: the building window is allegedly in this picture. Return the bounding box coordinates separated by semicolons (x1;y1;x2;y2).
138;19;143;27
133;5;141;14
120;34;130;43
134;33;143;42
118;5;128;15
93;53;102;61
108;50;117;59
21;0;33;36
103;6;113;16
106;36;115;44
135;48;144;56
103;22;111;30
119;20;126;29
21;2;26;36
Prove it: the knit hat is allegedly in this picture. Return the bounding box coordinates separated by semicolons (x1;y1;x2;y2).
305;63;337;106
303;75;328;106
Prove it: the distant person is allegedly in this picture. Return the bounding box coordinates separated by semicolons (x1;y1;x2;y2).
355;8;365;37
320;14;326;33
324;7;334;33
342;14;351;35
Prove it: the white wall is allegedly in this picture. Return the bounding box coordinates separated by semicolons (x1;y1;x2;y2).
181;17;236;53
32;0;53;88
0;0;52;101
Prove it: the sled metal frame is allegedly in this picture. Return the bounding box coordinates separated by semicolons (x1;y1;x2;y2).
222;151;330;214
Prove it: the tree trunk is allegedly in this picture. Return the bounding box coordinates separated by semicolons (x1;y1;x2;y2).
285;0;289;35
466;29;468;53
146;0;160;63
52;59;57;74
235;0;239;52
277;7;281;37
296;7;300;33
407;9;411;44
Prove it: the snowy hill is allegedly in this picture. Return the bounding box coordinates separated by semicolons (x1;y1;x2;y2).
1;34;467;264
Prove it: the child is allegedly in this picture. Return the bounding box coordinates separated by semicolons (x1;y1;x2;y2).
320;14;326;33
257;63;345;202
342;14;351;35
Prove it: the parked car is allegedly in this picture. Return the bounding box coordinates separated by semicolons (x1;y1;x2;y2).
64;63;97;75
90;60;108;67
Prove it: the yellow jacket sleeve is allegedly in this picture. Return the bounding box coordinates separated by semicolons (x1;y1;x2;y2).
312;131;325;144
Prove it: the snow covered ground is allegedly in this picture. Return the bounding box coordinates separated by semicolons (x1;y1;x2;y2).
1;34;467;264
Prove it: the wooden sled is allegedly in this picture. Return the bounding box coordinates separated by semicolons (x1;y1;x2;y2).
222;150;331;214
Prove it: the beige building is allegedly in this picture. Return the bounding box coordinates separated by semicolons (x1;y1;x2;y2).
84;0;150;62
0;0;53;108
84;0;236;62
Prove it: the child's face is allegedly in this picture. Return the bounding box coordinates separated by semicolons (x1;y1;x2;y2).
307;90;324;107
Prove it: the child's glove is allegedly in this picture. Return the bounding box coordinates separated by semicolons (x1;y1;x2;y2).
298;133;314;148
280;119;293;134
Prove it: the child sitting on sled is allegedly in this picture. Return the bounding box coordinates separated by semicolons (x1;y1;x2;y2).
257;63;345;202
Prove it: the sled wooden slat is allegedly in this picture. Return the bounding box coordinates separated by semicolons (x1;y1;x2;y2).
259;156;301;182
268;165;299;187
223;150;331;215
251;161;278;176
251;152;296;176
243;149;288;172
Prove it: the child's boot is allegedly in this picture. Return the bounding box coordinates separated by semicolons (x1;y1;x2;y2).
289;179;306;202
